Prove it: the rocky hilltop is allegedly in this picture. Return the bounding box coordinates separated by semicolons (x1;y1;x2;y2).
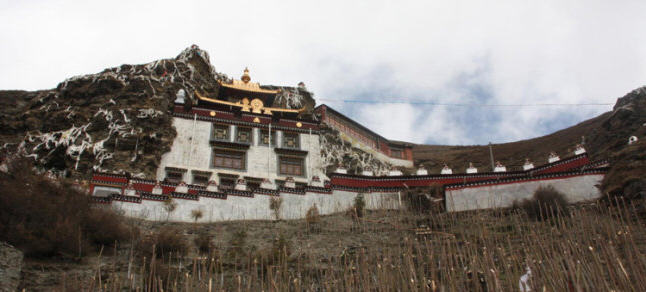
0;45;315;178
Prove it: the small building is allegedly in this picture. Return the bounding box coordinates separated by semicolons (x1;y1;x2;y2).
315;104;414;167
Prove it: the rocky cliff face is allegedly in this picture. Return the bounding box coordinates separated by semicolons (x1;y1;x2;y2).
0;46;225;178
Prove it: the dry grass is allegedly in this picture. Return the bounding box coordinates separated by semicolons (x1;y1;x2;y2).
53;195;646;291
0;157;134;259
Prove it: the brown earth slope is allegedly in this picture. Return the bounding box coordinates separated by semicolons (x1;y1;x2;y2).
414;86;646;176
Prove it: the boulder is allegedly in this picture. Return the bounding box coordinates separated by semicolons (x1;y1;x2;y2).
0;242;23;292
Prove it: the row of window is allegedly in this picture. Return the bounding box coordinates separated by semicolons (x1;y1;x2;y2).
212;125;300;149
326;116;406;159
166;154;305;185
212;149;304;175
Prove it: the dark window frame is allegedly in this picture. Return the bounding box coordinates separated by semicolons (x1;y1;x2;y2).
212;149;246;170
235;127;253;144
211;124;230;142
278;155;305;177
259;129;276;147
282;132;300;149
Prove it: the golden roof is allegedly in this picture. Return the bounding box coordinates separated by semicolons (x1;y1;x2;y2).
195;91;304;115
218;67;279;94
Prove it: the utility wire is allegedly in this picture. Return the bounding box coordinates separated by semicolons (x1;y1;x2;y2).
317;98;613;107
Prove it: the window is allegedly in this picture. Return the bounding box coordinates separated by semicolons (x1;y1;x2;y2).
282;132;300;149
212;149;245;170
259;130;276;146
212;124;230;141
390;148;403;159
236;127;252;144
165;170;184;184
192;173;210;186
279;156;304;176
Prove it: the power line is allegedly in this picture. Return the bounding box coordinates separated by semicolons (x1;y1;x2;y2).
317;98;613;107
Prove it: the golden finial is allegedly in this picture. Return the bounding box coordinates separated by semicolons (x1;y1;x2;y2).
241;67;251;83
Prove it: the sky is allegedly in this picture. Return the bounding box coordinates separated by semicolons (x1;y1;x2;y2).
1;0;646;145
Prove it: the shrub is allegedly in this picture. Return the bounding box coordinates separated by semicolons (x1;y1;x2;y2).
83;207;132;246
163;199;177;221
519;186;570;220
0;157;133;258
405;185;444;213
228;228;247;258
269;197;283;220
270;233;291;262
139;227;188;258
191;209;203;223
305;204;320;230
353;193;366;218
194;233;212;254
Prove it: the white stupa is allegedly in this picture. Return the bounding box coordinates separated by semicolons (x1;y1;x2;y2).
416;165;428;175
522;158;535;171
175;181;188;193
152;181;163;194
310;176;324;187
234;178;247;191
466;162;478;174
260;178;275;190
206;180;218;192
548;152;560;163
440;164;453;175
494;161;507;172
574;144;586;155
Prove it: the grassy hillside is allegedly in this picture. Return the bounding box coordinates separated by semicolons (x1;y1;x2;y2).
413;112;609;172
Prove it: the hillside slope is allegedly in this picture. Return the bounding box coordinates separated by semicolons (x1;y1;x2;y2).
414;86;646;174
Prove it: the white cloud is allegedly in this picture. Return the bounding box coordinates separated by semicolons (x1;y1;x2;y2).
1;0;645;144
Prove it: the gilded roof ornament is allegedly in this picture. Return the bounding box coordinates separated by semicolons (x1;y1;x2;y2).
241;67;251;83
217;67;279;94
194;91;305;115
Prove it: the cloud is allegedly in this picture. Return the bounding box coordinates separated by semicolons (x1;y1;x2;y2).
1;0;645;145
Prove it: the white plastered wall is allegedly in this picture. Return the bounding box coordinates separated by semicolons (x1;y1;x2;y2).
445;174;604;212
157;117;327;185
111;190;400;222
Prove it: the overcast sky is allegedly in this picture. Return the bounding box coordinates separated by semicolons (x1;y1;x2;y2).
2;0;645;145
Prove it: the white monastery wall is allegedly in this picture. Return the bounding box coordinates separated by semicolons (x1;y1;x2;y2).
445;174;604;212
111;190;400;222
337;132;413;168
157;117;327;185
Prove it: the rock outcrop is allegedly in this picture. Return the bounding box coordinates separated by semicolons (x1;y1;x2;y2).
0;242;23;292
1;45;224;178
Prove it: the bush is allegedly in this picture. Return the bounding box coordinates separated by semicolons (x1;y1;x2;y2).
353;193;366;218
404;185;444;213
139;227;188;258
194;233;212;254
83;207;133;246
191;209;203;222
0;157;133;258
518;186;569;220
305;204;320;230
228;228;247;258
270;233;291;262
269;197;283;220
